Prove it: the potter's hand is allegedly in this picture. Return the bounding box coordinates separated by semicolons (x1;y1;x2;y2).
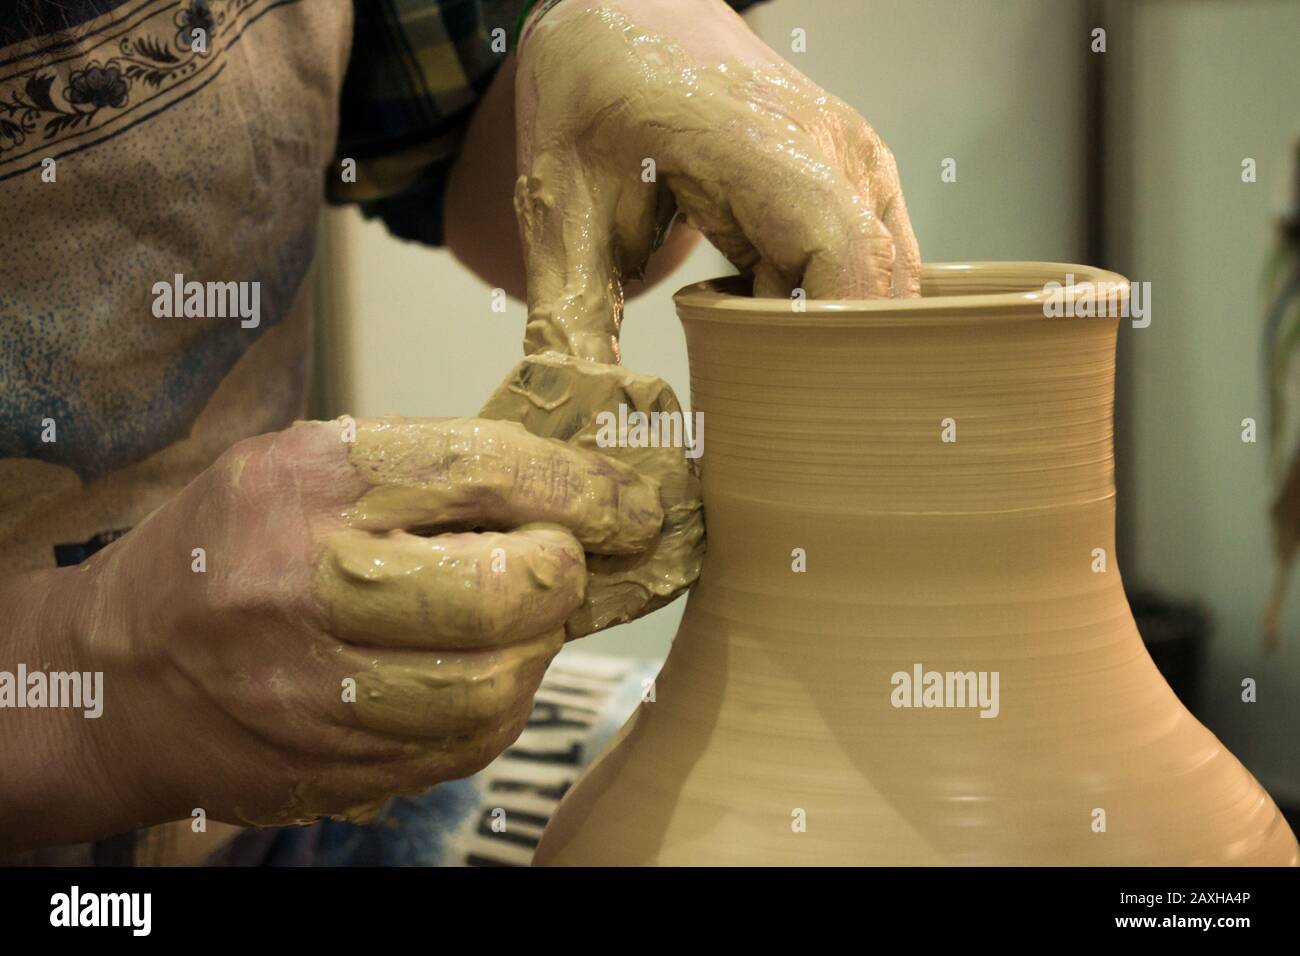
73;417;661;830
482;354;704;638
514;0;922;362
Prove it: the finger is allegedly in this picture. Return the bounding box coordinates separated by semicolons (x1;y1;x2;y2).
661;172;762;276
275;712;536;821
345;628;562;738
882;191;922;298
753;260;797;299
515;155;623;364
857;132;921;298
317;525;586;650
802;207;895;301
347;417;663;553
377;711;535;790
665;133;894;300
356;708;535;801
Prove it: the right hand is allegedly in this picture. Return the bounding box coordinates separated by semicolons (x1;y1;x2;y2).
71;417;662;829
514;0;922;363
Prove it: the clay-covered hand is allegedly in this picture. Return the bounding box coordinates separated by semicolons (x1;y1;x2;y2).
514;0;922;363
71;417;662;828
481;353;704;638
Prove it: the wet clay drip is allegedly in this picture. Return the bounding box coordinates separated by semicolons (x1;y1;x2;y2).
480;353;704;637
533;263;1300;865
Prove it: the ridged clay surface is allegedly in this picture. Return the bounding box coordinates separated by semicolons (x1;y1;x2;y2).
534;263;1300;866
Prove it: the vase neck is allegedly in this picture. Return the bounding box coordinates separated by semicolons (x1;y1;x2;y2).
682;314;1119;517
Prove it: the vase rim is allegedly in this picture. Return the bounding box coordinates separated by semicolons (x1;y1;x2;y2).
674;261;1130;326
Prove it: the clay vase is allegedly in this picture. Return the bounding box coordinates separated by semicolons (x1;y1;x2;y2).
533;262;1300;866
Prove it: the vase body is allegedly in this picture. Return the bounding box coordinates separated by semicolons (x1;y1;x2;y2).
533;263;1300;866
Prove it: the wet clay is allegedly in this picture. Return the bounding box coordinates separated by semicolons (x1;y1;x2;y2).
480;353;704;638
350;628;564;739
515;5;920;364
314;417;661;749
342;416;661;552
533;263;1300;866
317;525;585;650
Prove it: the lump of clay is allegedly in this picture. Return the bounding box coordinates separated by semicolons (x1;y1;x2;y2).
480;352;704;638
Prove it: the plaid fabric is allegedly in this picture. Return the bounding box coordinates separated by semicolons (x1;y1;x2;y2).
329;0;767;246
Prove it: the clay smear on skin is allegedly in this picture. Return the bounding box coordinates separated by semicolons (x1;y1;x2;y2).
515;7;917;364
480;353;704;638
314;417;657;750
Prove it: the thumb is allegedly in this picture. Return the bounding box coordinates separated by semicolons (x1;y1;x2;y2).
515;153;624;364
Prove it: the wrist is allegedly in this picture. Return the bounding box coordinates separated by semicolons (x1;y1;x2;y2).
0;566;166;851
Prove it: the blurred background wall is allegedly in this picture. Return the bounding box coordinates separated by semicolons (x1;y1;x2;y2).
313;1;1298;800
1104;0;1300;808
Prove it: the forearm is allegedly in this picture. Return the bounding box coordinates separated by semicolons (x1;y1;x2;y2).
0;566;157;853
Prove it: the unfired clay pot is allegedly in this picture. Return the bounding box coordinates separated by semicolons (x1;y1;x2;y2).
533;263;1300;866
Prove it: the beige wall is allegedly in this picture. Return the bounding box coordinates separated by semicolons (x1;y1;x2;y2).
1112;0;1300;799
317;0;1091;659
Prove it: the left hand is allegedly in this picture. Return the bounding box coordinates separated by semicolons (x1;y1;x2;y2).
514;0;922;363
